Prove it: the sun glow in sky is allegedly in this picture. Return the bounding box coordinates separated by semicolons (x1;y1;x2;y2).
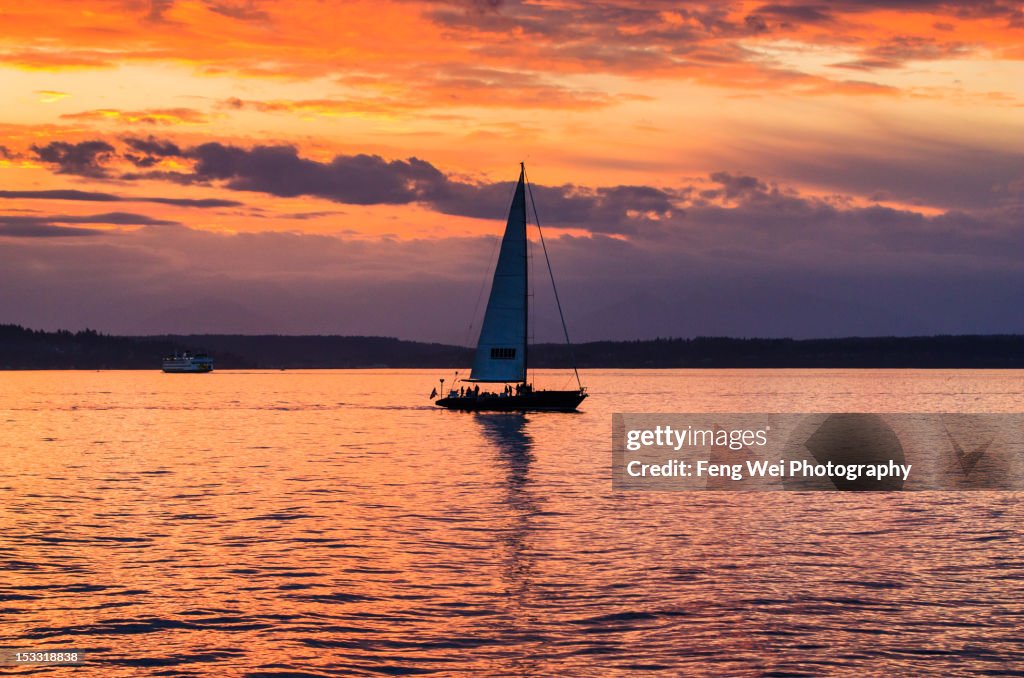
0;1;1022;339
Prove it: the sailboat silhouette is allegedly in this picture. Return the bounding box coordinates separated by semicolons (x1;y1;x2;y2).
434;164;587;412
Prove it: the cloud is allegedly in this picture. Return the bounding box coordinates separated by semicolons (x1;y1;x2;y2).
749;4;835;25
0;189;127;202
123;135;186;167
0;0;1016;107
17;121;1024;241
143;197;241;207
0;211;177;237
0;220;103;238
0;49;116;70
205;1;270;22
414;0;1021;101
30;140;116;178
829;0;1019;19
1;1;1020;339
0;189;241;208
831;35;974;70
427;181;682;234
704;172;769;201
20;212;178;226
118;140;682;234
35;89;70;103
738;131;1024;211
59;108;208;125
223;63;622;115
140;0;270;23
190;144;446;204
0;201;1021;338
22;133;1020;237
144;0;177;23
124;136;183;157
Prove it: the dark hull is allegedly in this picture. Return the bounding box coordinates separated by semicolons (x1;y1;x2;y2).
436;390;587;412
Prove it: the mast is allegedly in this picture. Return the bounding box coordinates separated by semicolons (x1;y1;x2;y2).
521;161;528;384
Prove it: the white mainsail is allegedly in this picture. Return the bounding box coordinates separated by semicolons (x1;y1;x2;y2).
469;167;528;382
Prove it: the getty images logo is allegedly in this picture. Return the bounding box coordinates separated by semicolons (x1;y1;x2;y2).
625;424;770;452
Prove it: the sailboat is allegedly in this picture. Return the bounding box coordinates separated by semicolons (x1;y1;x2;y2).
434;163;587;412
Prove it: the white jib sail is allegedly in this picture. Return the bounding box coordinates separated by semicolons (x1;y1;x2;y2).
469;168;528;382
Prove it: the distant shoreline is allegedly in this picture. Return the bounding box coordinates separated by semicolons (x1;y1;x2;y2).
2;325;1023;370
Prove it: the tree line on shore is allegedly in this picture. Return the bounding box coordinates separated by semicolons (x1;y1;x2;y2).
1;324;1022;369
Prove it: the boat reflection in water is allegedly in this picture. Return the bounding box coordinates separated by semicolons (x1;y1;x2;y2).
477;413;533;487
475;413;537;601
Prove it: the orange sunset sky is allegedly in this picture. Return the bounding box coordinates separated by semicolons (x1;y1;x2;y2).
0;0;1022;340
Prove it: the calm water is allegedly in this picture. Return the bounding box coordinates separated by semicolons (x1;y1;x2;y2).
1;369;1022;676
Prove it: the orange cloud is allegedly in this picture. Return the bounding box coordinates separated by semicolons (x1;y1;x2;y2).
220;68;624;116
35;90;71;103
0;49;116;70
0;0;1020;239
59;108;210;125
0;1;1018;98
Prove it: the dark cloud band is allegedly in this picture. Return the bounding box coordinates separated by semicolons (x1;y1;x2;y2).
0;212;180;238
0;189;241;208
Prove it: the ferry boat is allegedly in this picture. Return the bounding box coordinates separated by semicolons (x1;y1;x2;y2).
162;352;214;373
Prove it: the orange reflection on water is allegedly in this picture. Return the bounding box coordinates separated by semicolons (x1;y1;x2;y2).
0;369;1022;675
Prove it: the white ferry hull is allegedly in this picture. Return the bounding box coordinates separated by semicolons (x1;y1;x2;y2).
162;358;214;373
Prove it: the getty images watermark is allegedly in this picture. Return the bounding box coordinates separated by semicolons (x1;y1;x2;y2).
612;414;1024;491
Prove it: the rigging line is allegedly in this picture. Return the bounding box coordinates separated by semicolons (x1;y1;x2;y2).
523;167;583;391
464;236;498;346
